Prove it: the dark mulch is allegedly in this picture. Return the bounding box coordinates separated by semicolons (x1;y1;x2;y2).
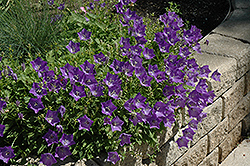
132;0;231;36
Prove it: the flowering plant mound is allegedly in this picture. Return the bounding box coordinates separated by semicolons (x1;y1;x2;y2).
0;0;221;165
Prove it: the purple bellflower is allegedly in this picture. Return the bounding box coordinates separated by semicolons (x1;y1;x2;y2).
188;119;199;130
138;73;153;87
89;84;104;97
176;136;189;148
0;124;5;137
143;47;155;59
133;93;147;109
80;60;96;75
28;98;44;114
45;110;60;126
47;0;54;5
182;127;195;141
146;113;161;129
42;129;58;146
59;133;76;146
103;72;122;88
129;55;143;68
110;59;124;74
101;99;117;116
29;82;47;98
58;2;65;10
56;125;63;133
104;117;111;125
107;151;120;165
122;61;135;77
78;28;92;41
40;153;57;166
30;57;48;77
55;146;72;161
69;84;86;101
119;133;132;146
78;115;93;131
211;69;221;82
93;52;107;64
60;63;75;79
0;146;15;163
111;116;124;132
108;85;122;99
57;105;66;118
0;98;6;112
66;41;80;54
124;98;136;112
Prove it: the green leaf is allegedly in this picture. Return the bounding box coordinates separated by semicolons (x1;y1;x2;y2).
37;144;46;155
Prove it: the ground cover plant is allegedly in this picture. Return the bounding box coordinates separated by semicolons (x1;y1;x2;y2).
0;0;221;165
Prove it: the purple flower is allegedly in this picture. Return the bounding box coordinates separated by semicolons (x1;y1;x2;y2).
56;125;63;133
110;59;124;74
101;3;106;7
68;67;85;84
89;2;94;10
162;114;175;128
188;119;199;130
163;85;175;99
47;0;54;5
133;93;147;109
187;106;202;119
119;133;132;146
28;98;44;114
158;41;171;53
60;63;75;79
146;113;161;129
141;103;153;115
29;82;47;98
69;84;86;101
143;47;155;59
58;2;65;10
154;71;166;83
122;61;135;77
129;55;143;68
115;2;124;14
78;115;93;131
93;52;107;64
211;69;221;82
0;124;5;137
138;73;153;87
197;112;207;122
111;116;124;132
66;41;80;54
108;85;122;99
45;110;60;126
198;65;211;78
148;64;160;77
78;28;92;41
119;37;130;47
135;66;146;77
101;99;117;116
182;127;195;141
59;133;75;146
81;74;98;88
170;69;185;83
30;57;48;77
0;98;6;111
129;113;143;126
0;146;15;163
40;153;57;166
55;146;72;161
176;136;189;148
43;70;55;83
124;98;136;112
103;72;122;88
123;8;136;22
107;151;120;165
130;44;143;56
89;84;104;97
104;117;111;125
80;60;96;75
57;105;66;118
18;113;23;119
42;129;58;146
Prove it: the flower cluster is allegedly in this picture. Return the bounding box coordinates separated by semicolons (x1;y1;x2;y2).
0;0;222;165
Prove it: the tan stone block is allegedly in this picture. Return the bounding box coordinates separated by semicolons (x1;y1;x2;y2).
208;117;228;153
245;71;250;96
173;156;188;166
228;92;250;131
219;136;232;162
188;136;208;165
219;122;242;163
198;147;219;166
222;76;245;117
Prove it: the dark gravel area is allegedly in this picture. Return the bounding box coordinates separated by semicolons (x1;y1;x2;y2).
132;0;231;36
